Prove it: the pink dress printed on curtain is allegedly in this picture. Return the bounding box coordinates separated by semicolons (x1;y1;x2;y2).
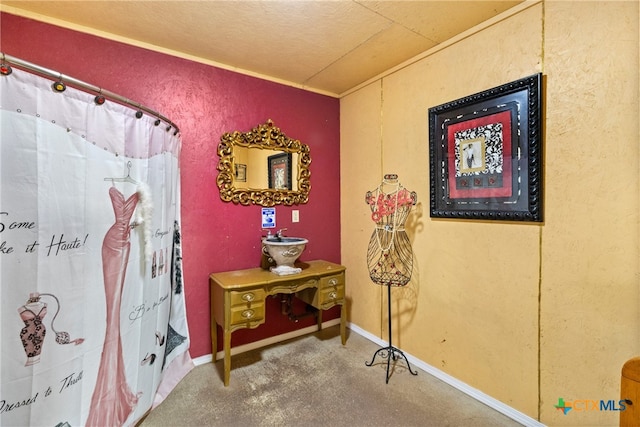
86;186;140;426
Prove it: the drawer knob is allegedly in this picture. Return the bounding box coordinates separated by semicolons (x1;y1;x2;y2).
328;278;338;285
242;293;255;302
242;309;254;319
329;291;337;300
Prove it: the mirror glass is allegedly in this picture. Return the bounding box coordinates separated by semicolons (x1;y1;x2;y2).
216;120;311;206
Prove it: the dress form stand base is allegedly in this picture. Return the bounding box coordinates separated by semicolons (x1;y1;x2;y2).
365;284;418;383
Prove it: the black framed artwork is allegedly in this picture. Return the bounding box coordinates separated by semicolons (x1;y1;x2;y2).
428;73;543;222
267;152;292;190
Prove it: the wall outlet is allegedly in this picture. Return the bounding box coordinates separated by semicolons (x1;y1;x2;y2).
292;210;299;223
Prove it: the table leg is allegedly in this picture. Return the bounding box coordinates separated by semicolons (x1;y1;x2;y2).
211;321;217;363
223;329;231;386
340;303;346;345
317;309;323;331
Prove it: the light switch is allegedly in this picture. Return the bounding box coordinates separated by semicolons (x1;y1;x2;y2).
292;210;299;223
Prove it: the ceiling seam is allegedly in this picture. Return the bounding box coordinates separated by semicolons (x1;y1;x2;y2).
339;0;542;98
352;0;439;44
302;24;393;85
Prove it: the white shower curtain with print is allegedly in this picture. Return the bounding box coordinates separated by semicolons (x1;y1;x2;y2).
0;67;193;426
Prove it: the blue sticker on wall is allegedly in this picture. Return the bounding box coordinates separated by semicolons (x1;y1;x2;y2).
261;208;275;228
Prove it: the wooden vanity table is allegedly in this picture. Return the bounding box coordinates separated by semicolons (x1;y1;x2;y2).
210;260;346;386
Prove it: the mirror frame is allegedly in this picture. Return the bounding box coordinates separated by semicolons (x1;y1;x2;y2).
217;119;311;206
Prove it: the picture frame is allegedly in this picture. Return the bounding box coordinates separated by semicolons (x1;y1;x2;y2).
267;153;292;190
428;73;543;222
234;163;246;182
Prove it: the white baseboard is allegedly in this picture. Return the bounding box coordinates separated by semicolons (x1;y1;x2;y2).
348;323;545;427
192;320;543;427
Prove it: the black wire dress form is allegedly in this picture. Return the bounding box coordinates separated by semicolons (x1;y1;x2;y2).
364;174;418;383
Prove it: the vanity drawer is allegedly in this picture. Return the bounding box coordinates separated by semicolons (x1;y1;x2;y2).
296;283;345;309
269;278;318;294
229;289;266;306
319;273;344;289
229;303;265;325
317;284;345;308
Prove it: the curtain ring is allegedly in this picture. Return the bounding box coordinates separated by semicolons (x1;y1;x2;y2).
0;53;12;76
0;63;12;76
95;88;106;105
52;74;66;92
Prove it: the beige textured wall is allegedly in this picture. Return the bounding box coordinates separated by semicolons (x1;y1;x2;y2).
340;1;639;425
341;82;384;332
540;1;639;425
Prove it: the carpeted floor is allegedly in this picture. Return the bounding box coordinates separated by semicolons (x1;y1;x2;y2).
140;326;523;426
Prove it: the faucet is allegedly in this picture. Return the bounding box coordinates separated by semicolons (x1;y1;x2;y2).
276;228;287;238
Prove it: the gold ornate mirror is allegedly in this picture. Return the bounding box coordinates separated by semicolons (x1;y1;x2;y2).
216;120;311;206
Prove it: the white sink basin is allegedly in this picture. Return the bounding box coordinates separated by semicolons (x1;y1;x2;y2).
262;237;308;275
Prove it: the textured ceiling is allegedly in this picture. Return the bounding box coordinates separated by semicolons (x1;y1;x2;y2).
2;1;522;96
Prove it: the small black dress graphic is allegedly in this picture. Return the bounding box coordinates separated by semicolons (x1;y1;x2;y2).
18;293;47;366
18;292;84;366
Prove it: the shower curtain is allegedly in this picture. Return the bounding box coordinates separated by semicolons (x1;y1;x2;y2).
0;66;192;426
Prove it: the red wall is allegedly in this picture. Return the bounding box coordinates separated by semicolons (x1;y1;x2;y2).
1;13;341;359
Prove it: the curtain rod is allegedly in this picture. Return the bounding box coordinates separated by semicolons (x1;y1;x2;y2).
0;52;180;133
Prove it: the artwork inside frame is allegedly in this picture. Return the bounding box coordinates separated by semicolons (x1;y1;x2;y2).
234;163;246;182
428;73;543;222
268;152;292;190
